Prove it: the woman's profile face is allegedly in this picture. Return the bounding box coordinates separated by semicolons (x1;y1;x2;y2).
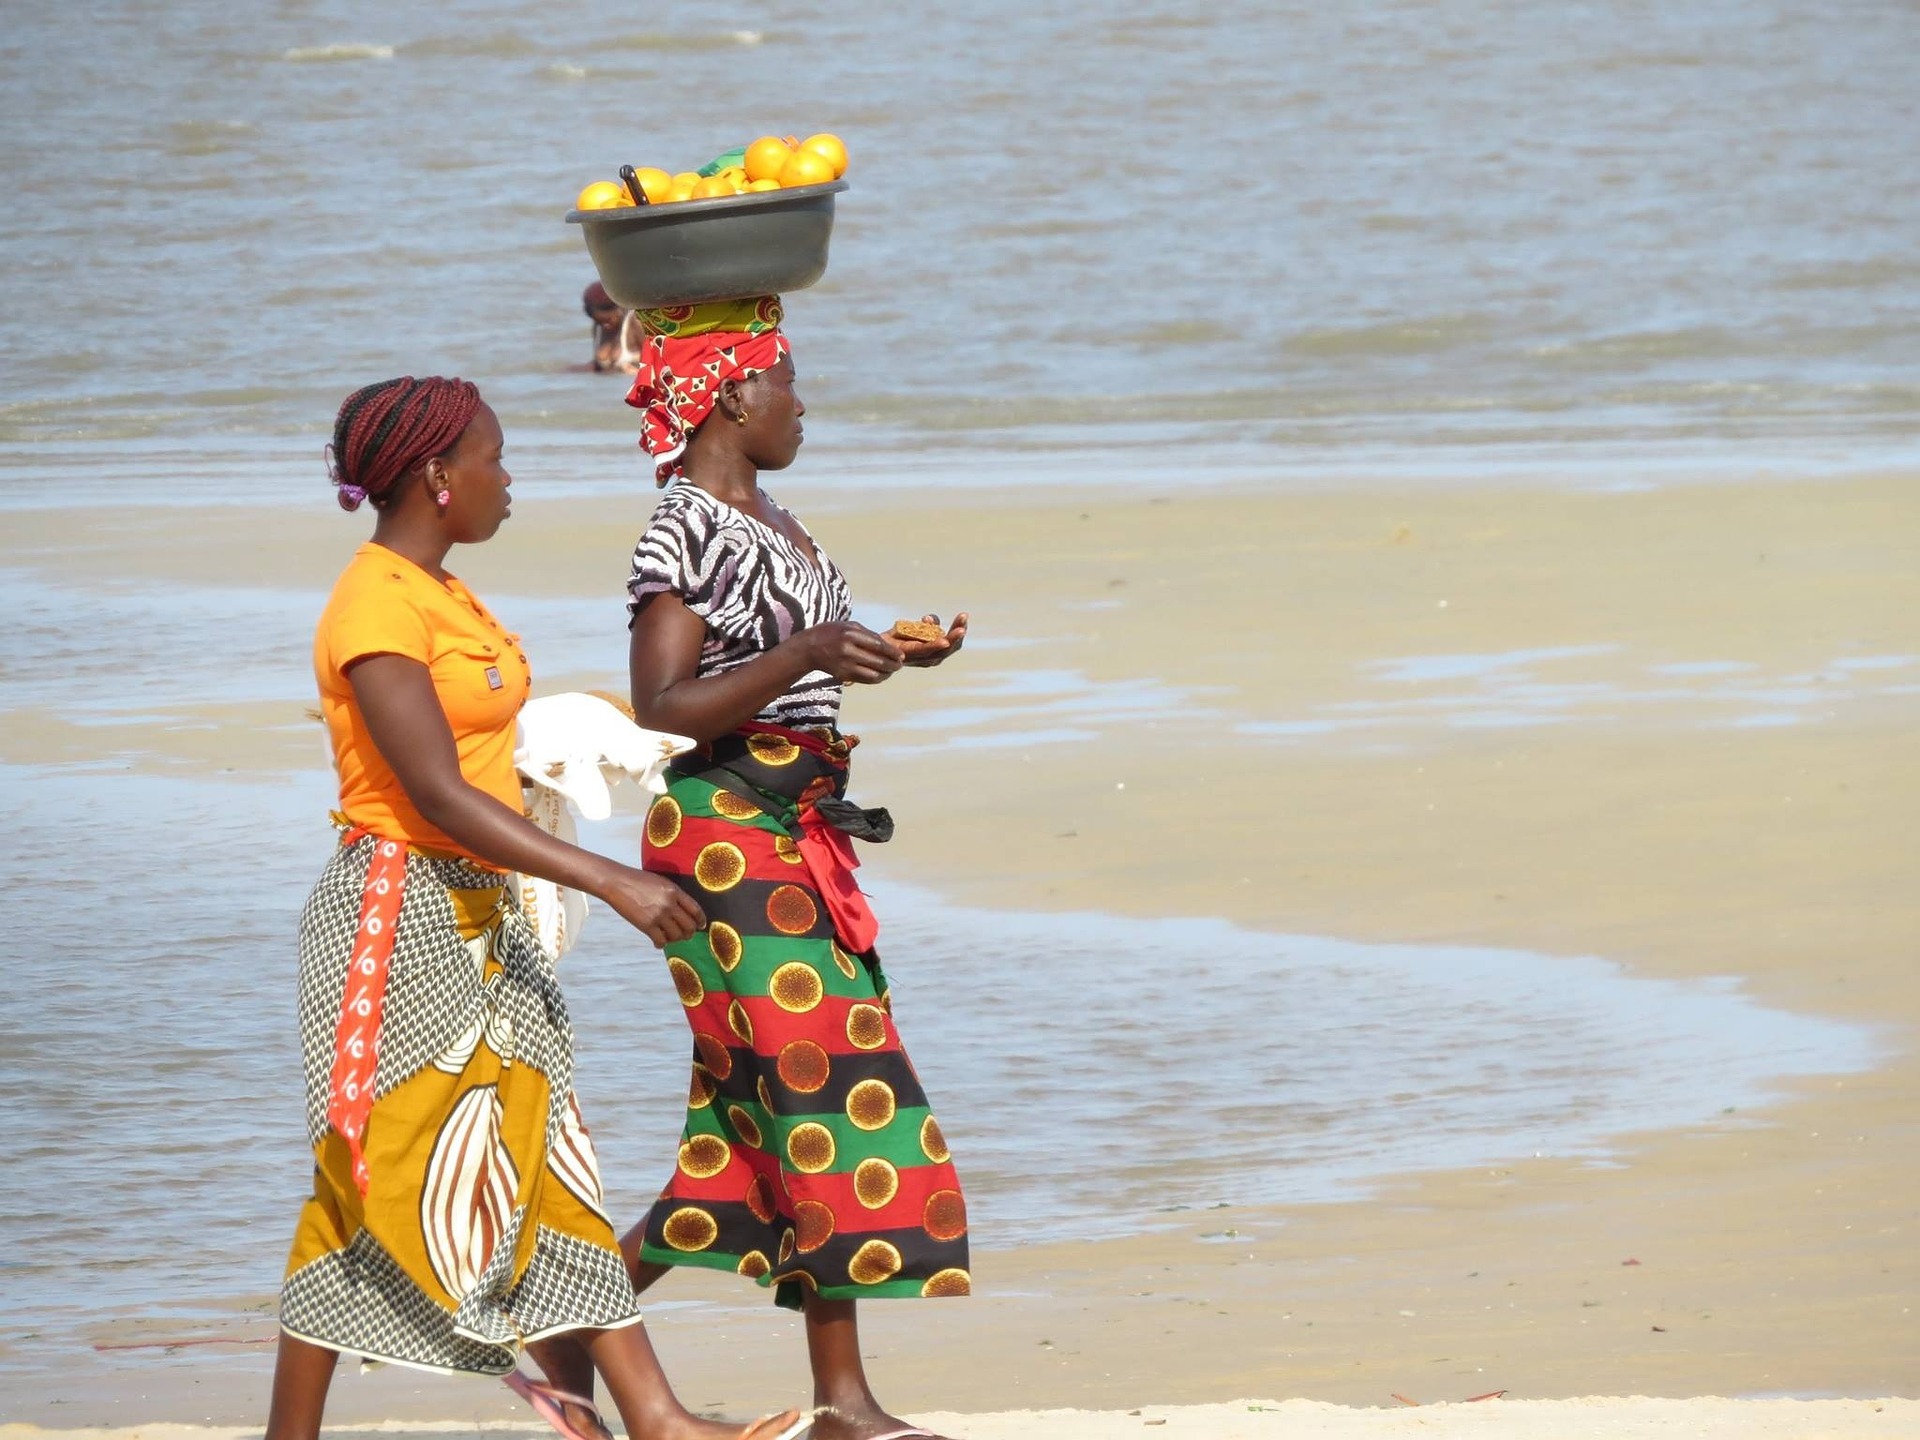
740;356;805;471
442;402;512;541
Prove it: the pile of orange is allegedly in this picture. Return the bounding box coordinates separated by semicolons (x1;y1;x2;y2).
575;133;849;210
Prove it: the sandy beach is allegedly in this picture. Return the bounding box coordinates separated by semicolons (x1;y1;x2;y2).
2;466;1914;1437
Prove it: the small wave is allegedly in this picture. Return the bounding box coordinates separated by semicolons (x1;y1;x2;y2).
546;62;588;81
1116;319;1236;347
1103;13;1213;36
0;387;303;446
1777;257;1920;292
600;30;766;52
281;43;394;62
1579;49;1710;72
1529;326;1750;367
1362;212;1428;233
975;218;1103;239
166;120;254;158
403;32;541;59
1285;315;1493;359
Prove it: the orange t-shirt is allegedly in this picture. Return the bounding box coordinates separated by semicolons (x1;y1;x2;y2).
313;542;533;862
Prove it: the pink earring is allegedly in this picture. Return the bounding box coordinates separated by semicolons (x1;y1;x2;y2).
436;488;450;507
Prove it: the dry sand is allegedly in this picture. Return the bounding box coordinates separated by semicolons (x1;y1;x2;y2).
3;468;1915;1436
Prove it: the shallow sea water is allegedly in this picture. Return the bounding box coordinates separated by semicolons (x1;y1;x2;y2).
0;529;1892;1364
0;761;1875;1365
2;0;1917;500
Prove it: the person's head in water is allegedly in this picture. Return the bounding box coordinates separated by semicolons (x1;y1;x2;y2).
584;282;634;373
326;376;511;543
582;281;622;331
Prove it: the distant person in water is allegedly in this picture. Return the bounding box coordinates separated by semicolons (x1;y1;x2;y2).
584;282;643;374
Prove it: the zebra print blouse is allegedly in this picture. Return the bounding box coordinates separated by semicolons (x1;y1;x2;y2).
627;483;853;729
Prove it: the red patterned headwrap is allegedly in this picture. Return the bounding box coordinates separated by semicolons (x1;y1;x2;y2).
623;295;789;486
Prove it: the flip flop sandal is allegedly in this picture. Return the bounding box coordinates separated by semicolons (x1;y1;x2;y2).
503;1371;617;1440
738;1410;814;1440
796;1418;936;1440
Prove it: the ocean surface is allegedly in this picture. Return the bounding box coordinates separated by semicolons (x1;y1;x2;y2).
2;0;1918;505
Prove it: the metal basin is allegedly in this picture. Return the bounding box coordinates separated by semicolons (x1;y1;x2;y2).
566;180;847;309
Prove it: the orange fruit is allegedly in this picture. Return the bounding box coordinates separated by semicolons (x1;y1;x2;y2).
798;133;848;178
576;179;631;210
745;178;780;192
692;175;737;199
776;149;836;188
666;171;701;202
630;166;672;203
744;135;794;183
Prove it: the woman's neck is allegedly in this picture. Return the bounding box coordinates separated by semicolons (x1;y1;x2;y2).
368;513;453;582
680;450;761;508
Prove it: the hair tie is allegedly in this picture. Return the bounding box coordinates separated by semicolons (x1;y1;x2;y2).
324;442;364;509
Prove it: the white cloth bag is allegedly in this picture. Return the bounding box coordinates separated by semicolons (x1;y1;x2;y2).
512;692;695;958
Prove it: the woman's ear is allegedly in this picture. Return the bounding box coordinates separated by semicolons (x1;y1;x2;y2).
714;377;748;423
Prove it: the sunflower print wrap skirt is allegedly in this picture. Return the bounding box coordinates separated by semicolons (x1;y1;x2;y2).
279;831;641;1374
638;726;971;1310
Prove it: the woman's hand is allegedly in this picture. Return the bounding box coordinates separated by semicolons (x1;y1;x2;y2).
594;863;706;948
631;596;905;741
796;620;906;684
897;612;969;667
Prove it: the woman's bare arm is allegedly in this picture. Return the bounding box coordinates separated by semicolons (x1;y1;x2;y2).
628;592;903;742
348;653;703;944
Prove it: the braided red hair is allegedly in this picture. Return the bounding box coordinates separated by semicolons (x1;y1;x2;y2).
326;377;482;511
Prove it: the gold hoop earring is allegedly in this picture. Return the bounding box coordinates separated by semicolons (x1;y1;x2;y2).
734;409;750;424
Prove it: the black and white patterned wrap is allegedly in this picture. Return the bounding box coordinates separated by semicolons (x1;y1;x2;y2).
294;837;571;1149
283;835;641;1373
280;1223;649;1372
281;1229;524;1375
627;483;853;729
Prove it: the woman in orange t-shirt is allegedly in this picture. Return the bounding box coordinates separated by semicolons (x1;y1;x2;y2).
269;377;799;1440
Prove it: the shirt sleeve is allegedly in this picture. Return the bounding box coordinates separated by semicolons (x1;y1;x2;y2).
627;493;735;623
326;569;433;676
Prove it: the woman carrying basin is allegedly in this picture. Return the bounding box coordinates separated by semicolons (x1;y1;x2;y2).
528;293;972;1440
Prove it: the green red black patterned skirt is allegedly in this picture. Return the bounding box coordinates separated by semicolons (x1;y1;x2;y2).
637;724;970;1310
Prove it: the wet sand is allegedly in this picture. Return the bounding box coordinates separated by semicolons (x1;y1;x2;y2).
2;467;1915;1430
